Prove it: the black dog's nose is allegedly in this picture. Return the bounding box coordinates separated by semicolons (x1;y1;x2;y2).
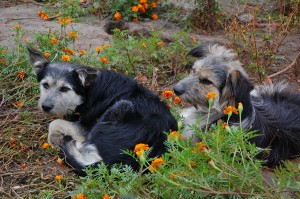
173;85;184;96
42;104;53;112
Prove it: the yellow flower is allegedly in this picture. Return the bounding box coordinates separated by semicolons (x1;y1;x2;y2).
134;143;150;153
102;194;110;199
152;13;158;20
192;37;197;42
103;44;110;48
50;37;58;44
55;175;62;181
44;52;51;58
141;42;147;47
68;31;78;39
62;55;71;62
96;46;102;52
162;90;173;98
132;6;139;12
100;57;109;64
205;92;217;99
238;102;243;113
41;142;50;149
223;106;239;115
79;50;86;55
114;12;121;20
149;157;164;172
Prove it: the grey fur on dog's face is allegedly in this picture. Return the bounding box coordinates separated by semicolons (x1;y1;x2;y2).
174;44;247;111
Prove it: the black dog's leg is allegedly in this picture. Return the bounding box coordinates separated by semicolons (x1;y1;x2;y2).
99;100;135;123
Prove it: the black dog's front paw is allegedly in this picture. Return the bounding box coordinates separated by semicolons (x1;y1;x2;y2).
100;100;135;123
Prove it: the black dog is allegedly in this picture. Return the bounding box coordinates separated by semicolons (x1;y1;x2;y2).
28;47;177;175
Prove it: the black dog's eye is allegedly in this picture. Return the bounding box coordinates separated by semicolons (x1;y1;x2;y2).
60;86;71;92
199;78;213;85
42;83;49;89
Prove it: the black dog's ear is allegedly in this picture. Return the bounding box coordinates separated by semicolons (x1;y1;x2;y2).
75;68;99;87
224;70;254;105
187;44;210;58
27;46;49;74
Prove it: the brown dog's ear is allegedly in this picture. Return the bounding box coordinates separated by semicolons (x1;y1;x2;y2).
27;46;49;73
223;70;254;105
75;68;99;87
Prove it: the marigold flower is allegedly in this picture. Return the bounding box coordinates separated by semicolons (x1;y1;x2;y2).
59;17;74;26
136;150;144;157
100;57;109;64
62;55;71;62
37;10;49;20
50;37;58;44
139;7;146;13
68;31;78;39
134;143;149;153
152;13;158;20
15;101;23;107
19;71;25;80
2;49;7;54
0;58;6;64
223;106;239;115
141;42;147;47
149;157;164;172
170;172;181;179
169;131;182;140
56;158;64;166
157;41;164;46
55;175;62;181
102;194;110;199
72;193;87;199
79;50;86;55
190;161;196;167
221;122;228;129
12;25;22;30
44;52;51;58
152;2;157;8
133;17;139;22
143;3;149;9
173;96;182;105
193;142;206;153
162;90;173;98
205;92;217;99
96;46;102;52
132;6;139;12
41;142;50;149
103;44;110;48
20;163;26;171
10;138;16;144
137;4;143;9
139;0;147;3
114;12;121;20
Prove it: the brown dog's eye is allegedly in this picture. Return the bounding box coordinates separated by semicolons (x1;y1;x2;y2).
60;86;71;92
42;83;49;89
199;78;212;85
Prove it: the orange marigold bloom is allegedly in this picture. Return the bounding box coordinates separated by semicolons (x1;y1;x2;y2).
193;142;206;153
190;161;196;167
20;163;26;171
170;172;181;179
96;46;102;52
72;193;87;199
139;7;146;13
152;13;158;20
68;31;78;39
41;142;50;149
59;17;74;25
205;92;217;99
157;41;165;46
102;194;110;199
103;44;110;48
137;4;143;9
15;101;23;107
44;52;51;58
136;150;144;157
152;2;157;8
79;50;86;55
143;3;149;9
19;71;25;80
100;57;109;64
114;12;121;20
62;55;71;62
50;37;58;44
162;90;173;98
134;143;149;153
192;37;197;42
149;157;164;172
132;6;139;12
56;158;64;166
173;96;182;105
12;25;22;30
169;131;182;140
223;106;239;115
139;0;147;3
133;17;139;22
55;175;62;181
2;49;7;54
221;122;228;129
